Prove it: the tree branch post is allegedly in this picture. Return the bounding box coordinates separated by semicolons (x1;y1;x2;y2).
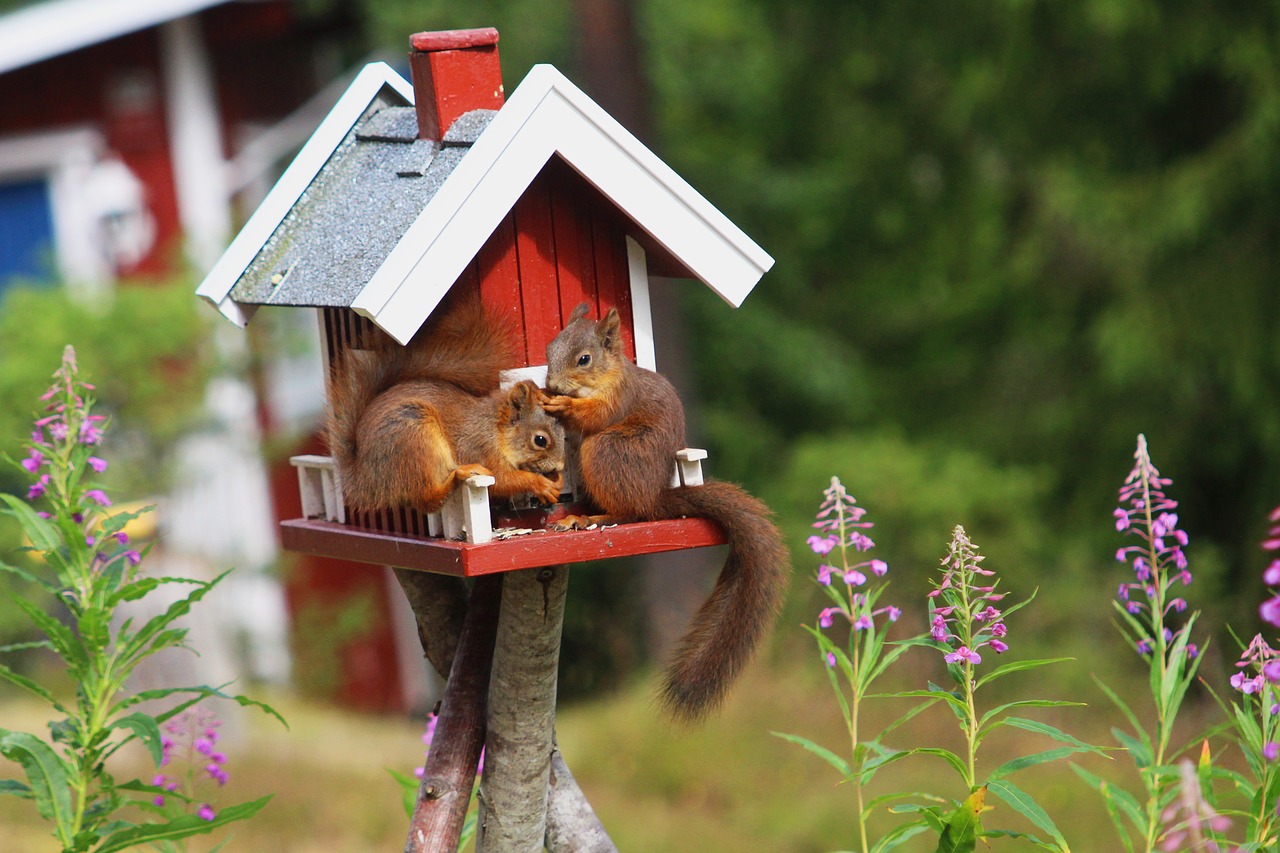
476;565;569;851
403;574;502;853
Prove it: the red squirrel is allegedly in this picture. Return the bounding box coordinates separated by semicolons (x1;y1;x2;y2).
541;303;791;721
327;296;564;514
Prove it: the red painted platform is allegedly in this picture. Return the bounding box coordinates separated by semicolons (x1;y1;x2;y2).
280;515;727;577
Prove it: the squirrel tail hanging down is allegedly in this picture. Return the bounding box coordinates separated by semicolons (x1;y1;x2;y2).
542;302;791;722
648;481;790;721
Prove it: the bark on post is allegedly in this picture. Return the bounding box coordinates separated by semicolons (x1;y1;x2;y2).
404;574;502;853
394;568;469;679
476;565;569;851
545;742;618;852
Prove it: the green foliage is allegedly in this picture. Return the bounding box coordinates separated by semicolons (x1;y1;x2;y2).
0;348;280;852
0;280;212;499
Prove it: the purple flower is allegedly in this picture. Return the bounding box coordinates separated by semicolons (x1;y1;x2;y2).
1113;436;1198;658
930;525;1011;665
84;489;111;507
123;550;142;566
826;651;837;668
818;607;840;629
79;416;105;445
1261;596;1280;629
20;449;43;473
87;456;107;473
843;569;866;586
49;421;68;441
945;646;982;665
807;535;837;556
1266;742;1280;762
26;474;49;500
197;804;215;821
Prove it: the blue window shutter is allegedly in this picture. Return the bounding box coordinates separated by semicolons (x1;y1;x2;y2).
0;177;56;291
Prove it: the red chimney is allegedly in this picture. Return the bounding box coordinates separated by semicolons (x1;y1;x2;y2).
409;27;505;141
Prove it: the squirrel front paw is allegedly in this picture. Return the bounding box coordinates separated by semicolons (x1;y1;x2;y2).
539;394;574;415
549;514;591;531
533;472;564;505
453;463;495;482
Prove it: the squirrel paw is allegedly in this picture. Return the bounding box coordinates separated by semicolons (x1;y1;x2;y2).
540;394;574;415
531;473;564;506
550;514;592;531
453;463;495;482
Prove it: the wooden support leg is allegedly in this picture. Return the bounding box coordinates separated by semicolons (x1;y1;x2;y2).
393;569;468;681
403;575;503;853
546;741;618;852
476;566;569;852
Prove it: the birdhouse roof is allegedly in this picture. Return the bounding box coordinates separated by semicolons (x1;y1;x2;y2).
196;60;774;345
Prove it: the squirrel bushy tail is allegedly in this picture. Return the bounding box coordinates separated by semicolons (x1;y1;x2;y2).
326;295;514;494
654;480;790;722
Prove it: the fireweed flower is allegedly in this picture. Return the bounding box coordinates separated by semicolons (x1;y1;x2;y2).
414;709;483;778
152;706;229;820
1260;506;1280;628
1114;435;1197;660
929;525;1010;664
809;477;898;637
1157;759;1232;852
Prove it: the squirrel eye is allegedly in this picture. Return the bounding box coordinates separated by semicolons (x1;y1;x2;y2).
533;433;549;449
577;353;591;367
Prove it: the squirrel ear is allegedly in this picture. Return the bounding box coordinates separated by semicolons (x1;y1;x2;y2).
506;380;536;419
569;302;591;323
598;308;622;352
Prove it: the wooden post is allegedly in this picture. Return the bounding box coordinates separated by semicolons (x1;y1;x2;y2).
476;566;569;851
546;741;617;852
403;574;502;853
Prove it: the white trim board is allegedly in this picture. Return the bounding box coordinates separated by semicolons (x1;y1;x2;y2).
0;0;229;76
194;61;414;326
356;63;774;344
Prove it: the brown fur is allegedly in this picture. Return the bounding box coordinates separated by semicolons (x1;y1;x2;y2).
328;296;565;513
543;303;791;722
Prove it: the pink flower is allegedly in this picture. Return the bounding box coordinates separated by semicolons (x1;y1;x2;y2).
945;646;982;665
87;456;107;473
197;804;216;821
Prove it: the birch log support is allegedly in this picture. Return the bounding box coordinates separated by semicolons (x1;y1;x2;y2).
545;743;618;852
394;568;469;679
404;575;503;853
476;566;569;852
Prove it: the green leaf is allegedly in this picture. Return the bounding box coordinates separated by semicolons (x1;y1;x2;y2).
770;731;852;777
1111;727;1153;769
1001;717;1108;755
0;778;33;798
93;795;272;853
0;560;58;594
1071;763;1144;841
0;661;65;711
387;767;420;819
978;699;1085;732
989;746;1093;781
871;821;931;852
0;729;74;843
0;493;62;551
986;779;1067;848
11;596;86;669
935;786;986;853
910;747;969;782
109;713;165;766
975;657;1072;690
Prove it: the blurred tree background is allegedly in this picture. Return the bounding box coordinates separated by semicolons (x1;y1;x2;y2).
350;0;1279;677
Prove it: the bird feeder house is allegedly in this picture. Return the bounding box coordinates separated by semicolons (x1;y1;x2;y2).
196;27;774;578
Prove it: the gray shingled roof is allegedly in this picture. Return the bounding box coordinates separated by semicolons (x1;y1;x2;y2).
230;107;495;308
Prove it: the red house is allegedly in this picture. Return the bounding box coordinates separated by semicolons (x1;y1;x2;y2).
196;27;774;699
0;0;352;288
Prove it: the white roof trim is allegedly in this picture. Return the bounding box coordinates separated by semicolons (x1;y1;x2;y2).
0;0;229;76
356;63;774;344
195;61;415;325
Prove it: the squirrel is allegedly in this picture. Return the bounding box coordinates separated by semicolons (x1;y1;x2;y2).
327;295;565;514
541;302;791;722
